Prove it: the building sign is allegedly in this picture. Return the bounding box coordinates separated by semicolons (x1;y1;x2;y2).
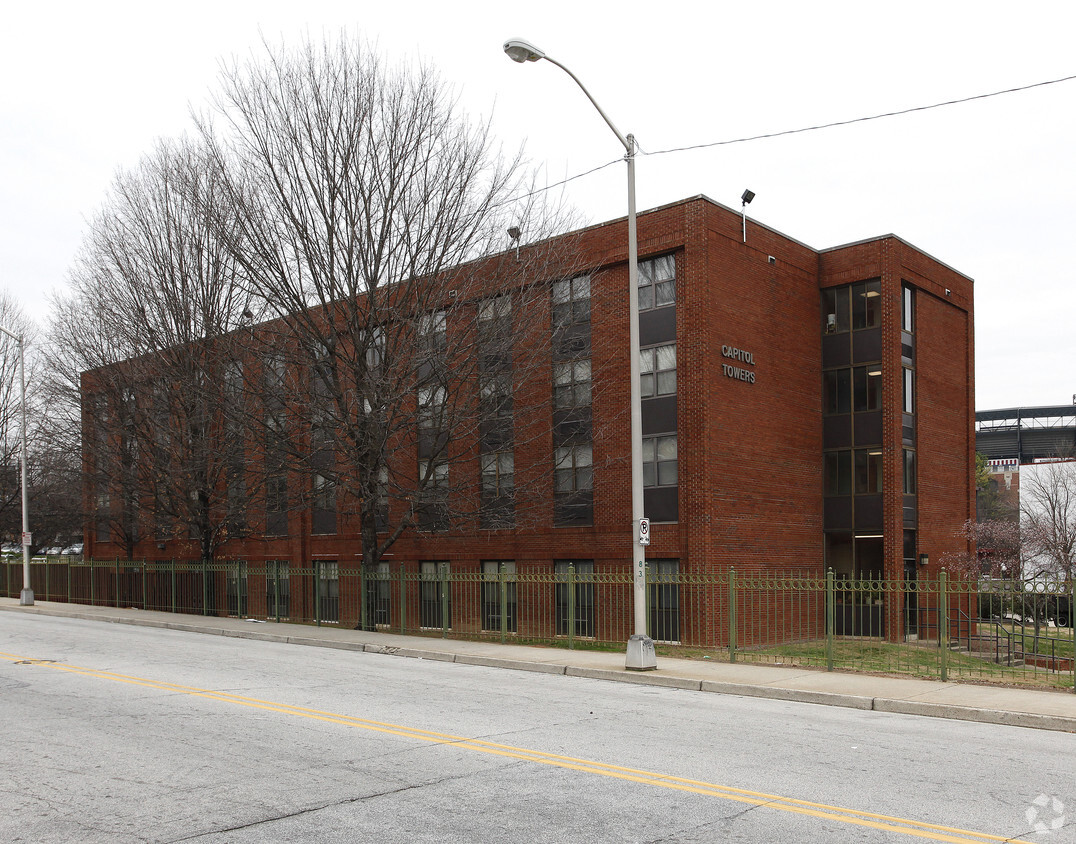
721;345;756;384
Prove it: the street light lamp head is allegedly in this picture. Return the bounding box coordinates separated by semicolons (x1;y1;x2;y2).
507;226;521;240
503;38;546;63
741;189;755;205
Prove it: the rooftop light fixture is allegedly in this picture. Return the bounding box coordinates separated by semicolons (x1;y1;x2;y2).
741;189;755;242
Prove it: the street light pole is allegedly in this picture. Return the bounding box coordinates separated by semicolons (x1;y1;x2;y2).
503;39;655;670
0;324;33;605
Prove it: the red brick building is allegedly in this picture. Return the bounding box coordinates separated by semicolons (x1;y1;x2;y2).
84;195;975;643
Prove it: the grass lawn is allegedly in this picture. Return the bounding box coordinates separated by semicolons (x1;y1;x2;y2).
652;637;1076;691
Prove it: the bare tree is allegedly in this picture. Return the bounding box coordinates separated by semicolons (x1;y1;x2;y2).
1020;459;1076;584
945;459;1076;636
61;137;258;562
198;35;585;572
0;293;39;541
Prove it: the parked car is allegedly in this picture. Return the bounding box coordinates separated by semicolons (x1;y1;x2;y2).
61;543;83;557
44;546;63;556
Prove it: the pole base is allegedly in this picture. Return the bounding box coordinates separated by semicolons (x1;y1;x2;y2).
19;588;34;606
625;633;657;671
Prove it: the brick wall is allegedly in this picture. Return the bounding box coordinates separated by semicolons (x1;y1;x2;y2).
85;195;975;645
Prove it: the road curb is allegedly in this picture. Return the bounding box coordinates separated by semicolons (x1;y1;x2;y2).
364;643;456;662
699;680;875;711
454;654;568;674
565;665;702;690
870;698;1075;733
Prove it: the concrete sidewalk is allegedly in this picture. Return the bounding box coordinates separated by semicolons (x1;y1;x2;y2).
4;597;1075;733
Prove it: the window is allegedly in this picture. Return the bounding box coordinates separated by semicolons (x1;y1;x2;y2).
823;369;851;415
266;474;288;536
226;561;248;618
638;255;676;311
481;451;514;498
855;449;883;494
480;371;513;449
825;450;852;496
316;560;339;623
479;296;512;372
552;276;591;328
643;435;677;488
265;405;287;453
264;354;287;410
851;279;881;330
481;371;513;416
374;465;389;530
853;366;882;412
553;276;591;360
481;561;517;633
903;449;917;495
902;284;915;333
479;295;512;331
418;385;446;428
418;310;447;351
264;353;289;538
227;460;247;533
479;295;511;322
555;560;595;637
312;473;337;535
554;444;593;494
822;288;850;334
823;280;880;333
420;561;450;629
481;451;515;528
554;444;593;526
418;384;448;458
223;361;243;416
553;359;592;409
419;459;449;487
640;344;676;398
903;368;914;414
417;459;449;531
266;560;289;619
648;559;680;643
365;325;384;371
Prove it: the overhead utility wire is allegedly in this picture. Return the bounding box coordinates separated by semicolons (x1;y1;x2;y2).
503;72;1076;205
645;72;1076;158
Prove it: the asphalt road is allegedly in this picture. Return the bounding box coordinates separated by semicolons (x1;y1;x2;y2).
1;613;1073;843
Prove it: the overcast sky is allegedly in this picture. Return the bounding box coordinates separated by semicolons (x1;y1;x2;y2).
1;1;1073;411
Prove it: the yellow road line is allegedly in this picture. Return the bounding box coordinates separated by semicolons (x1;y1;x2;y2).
2;651;1036;844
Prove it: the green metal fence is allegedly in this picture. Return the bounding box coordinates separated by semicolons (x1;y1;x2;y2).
3;557;1072;691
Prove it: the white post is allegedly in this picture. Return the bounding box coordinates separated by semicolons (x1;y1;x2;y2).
624;135;655;669
19;335;31;604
